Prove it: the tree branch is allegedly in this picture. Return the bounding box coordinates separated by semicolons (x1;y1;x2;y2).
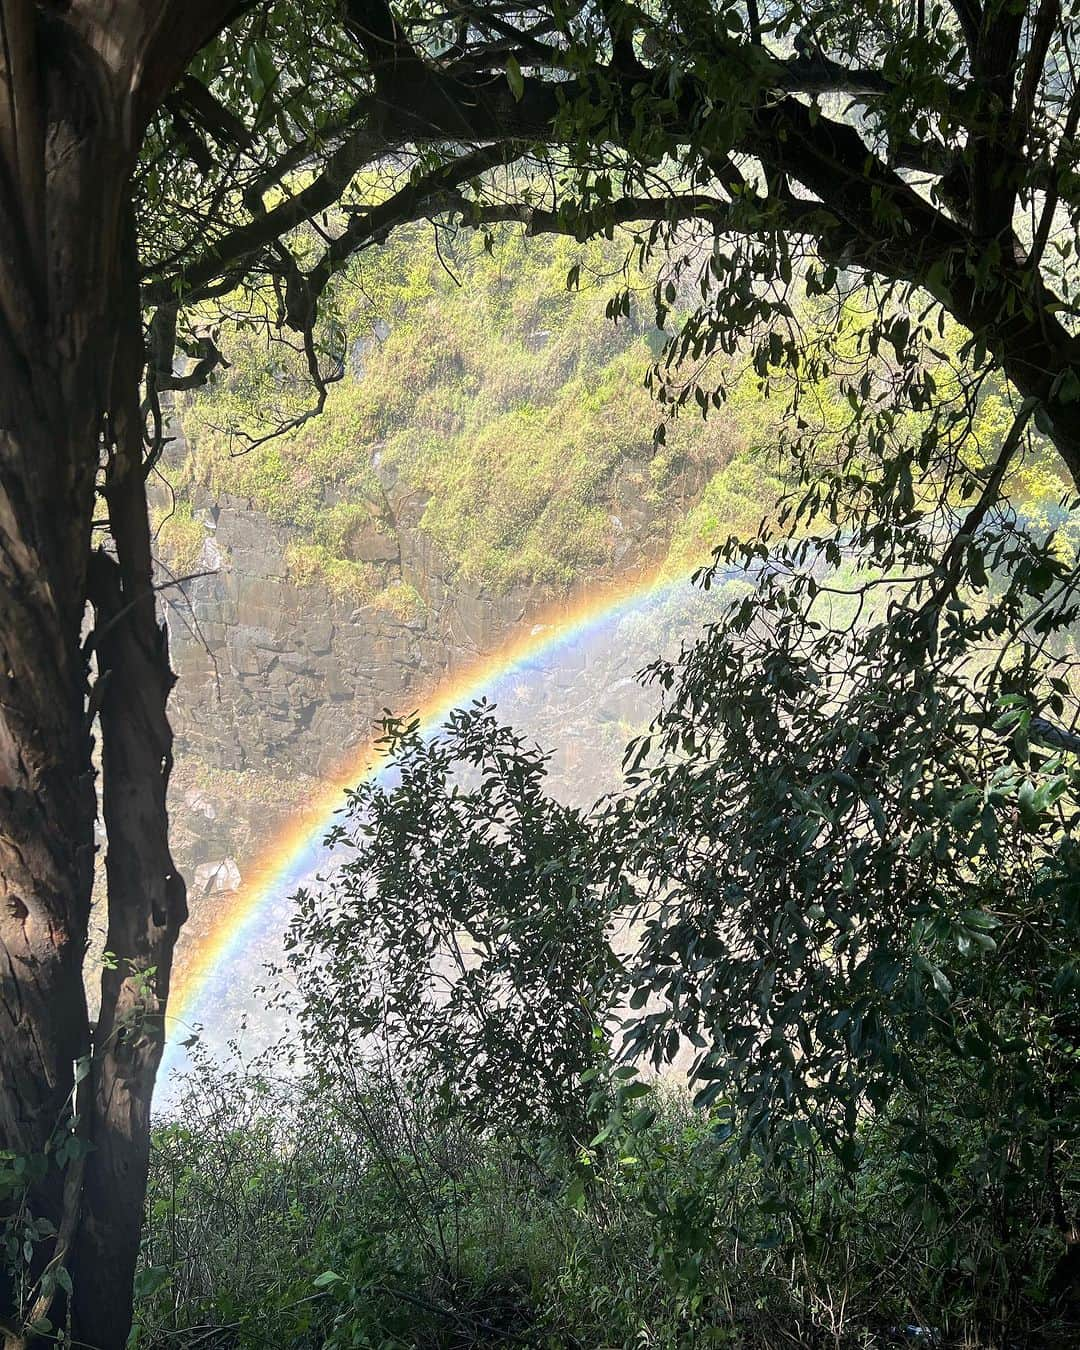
173;75;254;151
920;395;1040;616
303;141;529;303
142;117;387;304
456;190;820;239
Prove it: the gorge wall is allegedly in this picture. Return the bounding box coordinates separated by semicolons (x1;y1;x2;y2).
153;227;768;969
160;436;712;939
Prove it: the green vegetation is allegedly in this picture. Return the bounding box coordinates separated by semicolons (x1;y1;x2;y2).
137;1054;1075;1350
134;675;1078;1347
164;264;1074;604
168;228;748;597
152;500;207;578
283;541;381;605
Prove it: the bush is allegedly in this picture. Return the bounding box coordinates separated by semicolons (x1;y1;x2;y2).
140;1043;1077;1348
283;704;624;1142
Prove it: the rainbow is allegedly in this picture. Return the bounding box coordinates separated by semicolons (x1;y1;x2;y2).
162;563;722;1071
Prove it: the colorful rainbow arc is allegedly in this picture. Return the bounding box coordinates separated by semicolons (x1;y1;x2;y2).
164;564;701;1057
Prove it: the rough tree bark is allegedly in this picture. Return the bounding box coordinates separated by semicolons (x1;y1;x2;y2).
0;14;130;1345
0;5;245;1347
78;217;188;1349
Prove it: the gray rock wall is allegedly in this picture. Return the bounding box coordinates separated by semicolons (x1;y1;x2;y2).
165;490;543;780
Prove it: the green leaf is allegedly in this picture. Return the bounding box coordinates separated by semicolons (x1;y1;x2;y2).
566;1173;586;1211
133;1264;170;1299
959;910;1000;931
930;965;953;999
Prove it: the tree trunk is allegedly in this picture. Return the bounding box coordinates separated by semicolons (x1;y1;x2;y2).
0;6;234;1345
0;19;125;1349
75;219;188;1349
0;383;98;1341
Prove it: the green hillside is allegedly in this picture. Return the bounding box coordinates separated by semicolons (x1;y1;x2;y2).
158;228;776;600
159;228;1075;609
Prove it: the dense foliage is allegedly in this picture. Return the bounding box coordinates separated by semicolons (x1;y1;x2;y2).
137;1048;1076;1348
283;707;623;1139
268;674;1078;1343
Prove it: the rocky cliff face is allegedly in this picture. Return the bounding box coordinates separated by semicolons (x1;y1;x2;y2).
168;490;531;779
160;446;706;925
153;227;746;921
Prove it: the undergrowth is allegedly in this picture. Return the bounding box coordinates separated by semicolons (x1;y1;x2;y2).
134;1055;1077;1350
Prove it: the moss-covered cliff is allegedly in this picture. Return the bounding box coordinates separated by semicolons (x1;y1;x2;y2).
156;225;1075;931
156;226;782;600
